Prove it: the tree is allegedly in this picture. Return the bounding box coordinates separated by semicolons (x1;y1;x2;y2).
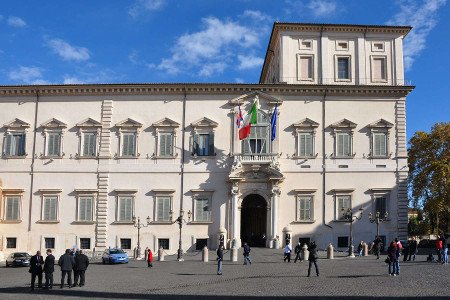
408;122;450;234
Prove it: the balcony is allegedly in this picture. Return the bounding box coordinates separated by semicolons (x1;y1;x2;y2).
232;153;279;171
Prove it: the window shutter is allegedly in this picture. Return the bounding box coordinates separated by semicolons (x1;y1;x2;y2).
119;198;125;220
50;197;57;220
86;198;93;220
163;197;170;221
343;134;350;156
167;133;173;156
305;133;312;156
5;134;12;156
83;134;89;156
337;134;344;156
157;198;163;221
129;135;136;156
159;134;167;156
208;132;214;156
44;198;50;220
193;133;199;155
18;134;25;156
80;198;86;220
55;134;61;156
47;134;54;155
122;134;129;156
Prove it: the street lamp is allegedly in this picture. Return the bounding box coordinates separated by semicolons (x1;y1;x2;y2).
368;211;389;239
169;209;192;261
132;215;151;259
342;207;364;257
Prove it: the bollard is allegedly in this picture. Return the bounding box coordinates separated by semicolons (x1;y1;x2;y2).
202;246;209;262
274;238;280;249
230;246;238;262
158;247;165;261
363;242;369;256
327;243;334;259
301;244;309;261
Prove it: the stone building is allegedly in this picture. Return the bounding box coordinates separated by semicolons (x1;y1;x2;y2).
0;22;413;259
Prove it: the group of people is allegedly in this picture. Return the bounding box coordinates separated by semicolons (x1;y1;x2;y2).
29;248;89;290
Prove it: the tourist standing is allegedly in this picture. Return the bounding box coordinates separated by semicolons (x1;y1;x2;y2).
29;250;44;290
43;249;55;290
373;236;382;259
387;241;399;276
217;245;224;275
307;241;319;277
58;249;75;288
243;243;252;265
439;234;448;264
357;241;364;257
436;238;443;262
73;250;89;287
283;242;292;262
408;237;418;261
294;242;302;263
147;249;153;267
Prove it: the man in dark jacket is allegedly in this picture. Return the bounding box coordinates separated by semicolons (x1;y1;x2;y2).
243;243;251;265
217;245;224;275
294;242;302;263
307;242;319;277
408;237;418;261
29;250;44;290
43;249;55;289
73;250;90;287
58;249;75;288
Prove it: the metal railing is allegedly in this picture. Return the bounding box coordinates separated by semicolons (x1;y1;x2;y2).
267;77;413;86
234;153;278;164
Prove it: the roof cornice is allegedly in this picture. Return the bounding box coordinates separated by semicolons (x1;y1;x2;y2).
0;83;415;98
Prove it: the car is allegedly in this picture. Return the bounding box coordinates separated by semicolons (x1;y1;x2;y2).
5;252;31;267
102;248;129;264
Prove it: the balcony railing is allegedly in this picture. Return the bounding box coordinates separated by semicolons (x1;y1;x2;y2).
234;153;278;164
266;77;413;86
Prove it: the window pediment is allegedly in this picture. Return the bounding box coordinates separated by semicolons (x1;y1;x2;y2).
76;118;102;128
229;91;282;106
115;118;142;129
293;118;319;129
367;119;393;129
330;119;357;129
40;118;67;129
3;118;30;130
152;118;180;128
190;117;218;129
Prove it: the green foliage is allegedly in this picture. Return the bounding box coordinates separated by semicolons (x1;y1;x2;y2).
408;122;450;234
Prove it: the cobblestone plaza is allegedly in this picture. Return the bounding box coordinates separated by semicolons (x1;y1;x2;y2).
0;249;449;299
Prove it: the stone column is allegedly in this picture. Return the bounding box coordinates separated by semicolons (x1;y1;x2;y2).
271;186;281;248
231;184;239;247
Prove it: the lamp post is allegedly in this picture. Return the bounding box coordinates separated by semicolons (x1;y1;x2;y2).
368;211;389;238
342;207;363;257
169;209;192;261
132;215;151;259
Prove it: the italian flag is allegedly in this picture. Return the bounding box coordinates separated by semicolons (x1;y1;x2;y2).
238;98;259;140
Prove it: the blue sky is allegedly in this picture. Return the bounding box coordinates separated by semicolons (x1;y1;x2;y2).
0;0;448;139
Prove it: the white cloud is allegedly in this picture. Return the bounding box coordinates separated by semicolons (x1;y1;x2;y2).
62;69;118;84
47;38;90;62
8;66;44;84
128;0;165;18
155;16;266;77
235;78;245;83
307;0;337;17
237;55;264;70
241;10;272;22
7;16;27;27
387;0;447;71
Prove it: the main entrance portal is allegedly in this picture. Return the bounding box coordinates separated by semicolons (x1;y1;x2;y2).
240;194;267;247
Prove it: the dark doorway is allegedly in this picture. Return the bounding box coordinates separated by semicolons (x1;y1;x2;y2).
241;194;267;247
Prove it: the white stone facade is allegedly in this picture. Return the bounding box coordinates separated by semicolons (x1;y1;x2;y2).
0;23;413;259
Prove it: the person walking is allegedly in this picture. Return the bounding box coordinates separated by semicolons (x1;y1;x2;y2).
373;236;382;259
283;242;292;262
58;249;75;288
402;240;409;262
387;241;399;276
439;234;448;264
307;241;319;277
243;243;252;265
29;250;44;290
436;238;443;262
217;245;224;275
408;237;418;261
147;249;153;267
43;249;55;290
357;241;364;257
73;250;89;287
294;242;302;263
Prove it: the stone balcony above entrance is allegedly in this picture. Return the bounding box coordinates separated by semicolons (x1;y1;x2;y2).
231;153;280;172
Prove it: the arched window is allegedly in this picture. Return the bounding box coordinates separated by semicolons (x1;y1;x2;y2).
242;110;270;154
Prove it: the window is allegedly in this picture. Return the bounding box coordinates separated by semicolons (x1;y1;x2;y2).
372;57;387;82
299;39;312;50
242;110;269;154
297;55;313;80
337;195;351;220
194;198;211;222
159;132;174;157
43;196;58;221
337;57;350;80
45;237;55;249
336;133;352;157
120;238;131;250
5;196;20;220
121;133;136;157
193;133;214;156
338;236;349;248
196;238;208;250
375;196;387;216
298;132;313;157
118;196;133;221
6;237;17;248
158;238;170;250
298;196;313;221
373;132;387;157
4;133;26;156
336;41;349;51
156;196;171;221
78;196;94;221
82;132;97;157
80;238;91;249
47;132;62;156
372;42;385;52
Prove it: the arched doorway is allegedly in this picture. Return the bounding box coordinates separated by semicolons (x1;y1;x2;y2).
240;194;267;247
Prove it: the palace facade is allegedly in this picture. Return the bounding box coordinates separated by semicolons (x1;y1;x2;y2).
0;22;414;259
